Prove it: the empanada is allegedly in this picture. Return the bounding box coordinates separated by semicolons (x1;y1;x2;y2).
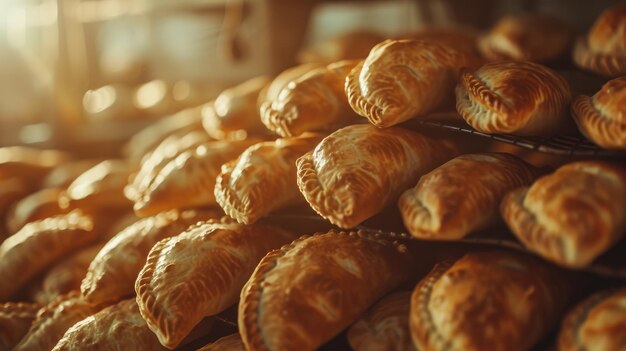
0;302;41;350
0;177;32;239
559;288;626;351
0;211;97;301
6;187;67;234
296;124;457;228
345;39;481;127
501;161;626;268
456;60;572;135
478;13;570;62
81;209;220;305
260;60;359;137
51;299;167;351
399;153;541;240
215;133;323;224
571;76;626;149
238;230;414;351
129;139;260;217
0;146;70;183
135;218;295;349
410;251;567;351
13;291;101;351
573;4;626;77
347;291;415;351
197;333;245;351
42;159;103;189
257;63;322;110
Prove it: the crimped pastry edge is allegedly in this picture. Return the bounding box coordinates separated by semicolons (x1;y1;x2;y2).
345;60;390;127
571;94;626;150
214;159;263;225
573;38;626;77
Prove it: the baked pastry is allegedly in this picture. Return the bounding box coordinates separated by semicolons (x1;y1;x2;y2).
0;146;70;183
135;218;295;349
239;230;414;351
501;161;626;268
559;288;626;351
6;187;67;234
478;13;571;62
410;251;567;351
197;333;245;351
42;159;103;189
297;31;384;64
60;159;135;211
296;124;457;228
0;302;41;350
35;245;102;304
573;4;626;77
125;130;212;204
398;25;479;55
215;133;323;224
456;60;572;135
571;76;626;149
0;211;96;301
260;60;360;137
51;299;167;351
81;209;220;305
257;63;322;110
0;177;32;239
202;76;272;140
129;139;260;217
345;39;481;128
347;291;415;351
13;291;101;351
399;153;541;240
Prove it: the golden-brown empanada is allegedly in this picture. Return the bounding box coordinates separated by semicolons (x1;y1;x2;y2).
0;178;32;239
239;230;415;351
399;153;541;240
478;13;570;62
345;39;481;128
0;146;70;183
0;211;96;301
571;76;626;149
410;251;567;351
135;218;295;349
202;76;272;140
501;161;626;268
347;291;415;351
51;299;167;351
260;60;360;137
0;302;41;350
296;124;457;228
456;60;572;135
13;291;102;351
197;333;245;351
42;159;103;189
6;187;67;234
215;133;323;224
297;31;384;64
129;139;260;217
81;209;220;305
573;4;626;77
559;288;626;351
257;63;322;110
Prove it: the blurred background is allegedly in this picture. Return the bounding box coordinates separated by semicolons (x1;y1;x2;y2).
0;0;620;156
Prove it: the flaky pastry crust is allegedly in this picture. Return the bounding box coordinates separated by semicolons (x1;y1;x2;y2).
197;333;245;351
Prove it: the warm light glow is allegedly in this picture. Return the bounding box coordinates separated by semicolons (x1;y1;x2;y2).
172;80;191;101
134;80;167;109
83;86;117;114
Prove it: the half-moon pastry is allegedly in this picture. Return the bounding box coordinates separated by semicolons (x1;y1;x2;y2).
0;177;32;239
501;161;626;268
202;76;272;140
571;76;626;149
456;60;572;135
135;218;295;349
51;299;167;351
478;13;571;62
399;153;541;240
13;291;101;351
257;63;322;110
215;133;323;224
296;124;457;228
6;187;67;234
297;31;384;64
81;209;221;305
0;302;41;350
42;159;103;189
345;39;481;128
197;333;245;351
239;230;414;351
0;211;96;301
347;291;415;351
559;288;626;351
410;251;567;351
260;60;360;137
573;4;626;77
129;139;260;217
0;146;70;184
